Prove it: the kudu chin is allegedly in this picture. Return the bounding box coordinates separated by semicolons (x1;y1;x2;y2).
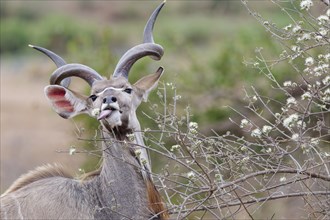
1;2;169;219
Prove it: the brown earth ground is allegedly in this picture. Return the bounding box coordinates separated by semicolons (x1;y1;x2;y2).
0;57;87;193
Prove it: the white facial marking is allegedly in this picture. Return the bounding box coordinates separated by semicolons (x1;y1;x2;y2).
91;108;100;117
96;87;124;96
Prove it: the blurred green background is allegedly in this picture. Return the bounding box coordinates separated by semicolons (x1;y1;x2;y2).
0;0;291;129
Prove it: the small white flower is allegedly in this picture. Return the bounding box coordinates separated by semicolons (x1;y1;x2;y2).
292;25;301;33
327;9;330;17
322;64;329;70
189;122;198;134
300;33;311;41
91;108;100;117
300;0;313;10
305;57;314;66
310;138;319;146
322;76;330;85
291;45;300;52
313;66;322;72
322;88;330;102
302;144;310;154
240;145;248;151
251;128;262;138
301;92;312;100
141;158;147;165
283;24;292;31
319;28;328;36
266;148;272;153
280;176;286;182
297;120;306;130
173;95;182;101
317;15;329;25
127;133;135;142
283;113;299;128
252;95;258;102
286;97;297;105
240;119;251;128
325;53;330;61
315;35;323;41
262;125;272;134
78;168;85;173
189;122;198;130
170;144;181;152
69;146;76;156
291;133;299;141
283;81;292;87
134;149;142;156
187;171;195;179
242;156;250;163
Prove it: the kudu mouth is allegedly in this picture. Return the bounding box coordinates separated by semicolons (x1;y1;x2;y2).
97;103;120;121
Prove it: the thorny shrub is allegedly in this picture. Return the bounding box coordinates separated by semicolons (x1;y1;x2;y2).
68;1;329;219
140;1;329;219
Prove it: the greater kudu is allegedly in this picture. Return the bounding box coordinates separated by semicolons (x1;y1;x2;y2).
0;2;168;219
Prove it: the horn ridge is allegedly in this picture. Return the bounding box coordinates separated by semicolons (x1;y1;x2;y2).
113;43;164;79
50;63;103;86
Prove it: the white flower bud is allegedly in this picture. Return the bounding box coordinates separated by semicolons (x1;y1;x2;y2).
187;171;195;179
91;108;100;117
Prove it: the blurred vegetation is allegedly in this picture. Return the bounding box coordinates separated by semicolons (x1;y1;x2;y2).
0;1;301;171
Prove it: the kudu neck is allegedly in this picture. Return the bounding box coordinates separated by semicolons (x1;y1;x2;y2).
99;125;141;171
95;125;150;218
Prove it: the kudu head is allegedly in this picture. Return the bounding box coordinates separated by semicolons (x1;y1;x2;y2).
31;2;165;136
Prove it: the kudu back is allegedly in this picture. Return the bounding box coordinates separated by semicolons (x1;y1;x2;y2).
0;2;168;219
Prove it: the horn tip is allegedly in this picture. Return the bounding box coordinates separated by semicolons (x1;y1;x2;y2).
28;44;35;48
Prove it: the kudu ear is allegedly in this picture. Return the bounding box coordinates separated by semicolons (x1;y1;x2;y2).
134;67;164;102
44;85;88;119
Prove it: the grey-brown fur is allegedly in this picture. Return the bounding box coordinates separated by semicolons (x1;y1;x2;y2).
1;130;152;219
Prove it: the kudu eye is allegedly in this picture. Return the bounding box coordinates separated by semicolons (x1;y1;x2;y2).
89;94;98;102
124;88;132;94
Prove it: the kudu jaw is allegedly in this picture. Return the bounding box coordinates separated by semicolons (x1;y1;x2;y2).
33;2;165;133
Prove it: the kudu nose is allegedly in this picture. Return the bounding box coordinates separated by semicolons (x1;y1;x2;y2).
103;96;117;104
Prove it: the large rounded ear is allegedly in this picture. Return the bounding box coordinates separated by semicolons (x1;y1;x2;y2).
133;67;164;102
44;85;88;119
